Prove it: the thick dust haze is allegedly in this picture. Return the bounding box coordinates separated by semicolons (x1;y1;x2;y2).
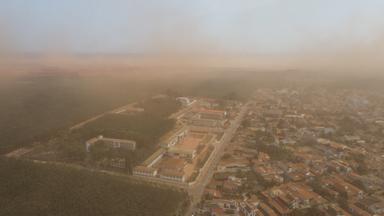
0;1;383;78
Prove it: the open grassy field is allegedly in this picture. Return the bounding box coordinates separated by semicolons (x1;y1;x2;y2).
0;158;189;216
48;97;181;167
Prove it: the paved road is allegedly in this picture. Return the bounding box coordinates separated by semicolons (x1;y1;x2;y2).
5;147;33;158
16;99;249;216
185;102;250;216
69;102;138;131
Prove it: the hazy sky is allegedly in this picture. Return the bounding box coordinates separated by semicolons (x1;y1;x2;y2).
1;0;384;55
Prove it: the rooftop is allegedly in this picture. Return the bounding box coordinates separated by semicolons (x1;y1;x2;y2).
159;124;187;142
154;156;186;171
142;148;166;166
133;166;157;173
159;169;185;178
175;136;202;150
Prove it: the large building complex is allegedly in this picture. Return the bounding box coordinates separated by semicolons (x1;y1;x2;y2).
133;129;216;183
133;97;237;184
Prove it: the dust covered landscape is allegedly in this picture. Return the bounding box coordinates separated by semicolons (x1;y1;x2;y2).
1;1;384;216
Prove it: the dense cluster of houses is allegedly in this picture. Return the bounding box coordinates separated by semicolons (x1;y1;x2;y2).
195;88;384;216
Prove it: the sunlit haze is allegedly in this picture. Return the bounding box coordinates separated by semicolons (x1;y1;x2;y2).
0;1;383;54
1;2;384;216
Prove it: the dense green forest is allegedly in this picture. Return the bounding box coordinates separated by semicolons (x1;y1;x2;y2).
0;158;188;216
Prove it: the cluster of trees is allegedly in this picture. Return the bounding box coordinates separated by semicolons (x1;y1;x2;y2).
245;130;296;161
261;144;296;161
244;170;276;190
0;158;188;216
235;171;269;194
349;153;370;175
247;141;296;162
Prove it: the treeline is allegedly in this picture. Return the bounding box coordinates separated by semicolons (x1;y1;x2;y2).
0;158;188;216
255;143;296;162
247;130;296;161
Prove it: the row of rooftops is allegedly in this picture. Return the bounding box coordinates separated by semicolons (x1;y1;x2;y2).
321;175;364;199
196;88;384;215
133;97;225;183
261;182;327;215
133;156;187;180
159;124;187;144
